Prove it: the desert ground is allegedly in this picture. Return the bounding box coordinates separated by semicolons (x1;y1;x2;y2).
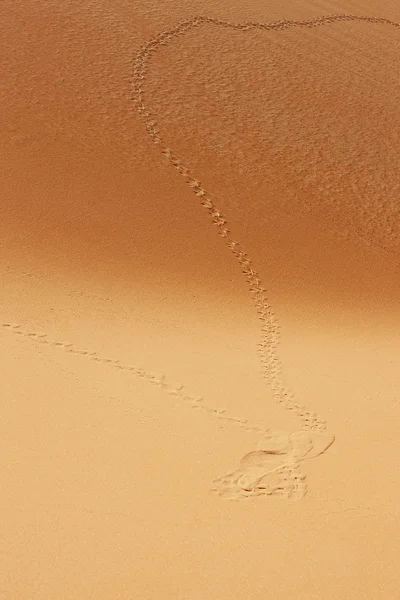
1;0;400;598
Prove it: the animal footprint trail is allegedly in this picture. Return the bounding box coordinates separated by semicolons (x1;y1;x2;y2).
131;13;399;500
1;323;268;437
5;14;396;501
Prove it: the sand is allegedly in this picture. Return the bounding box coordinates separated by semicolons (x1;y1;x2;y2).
1;0;400;598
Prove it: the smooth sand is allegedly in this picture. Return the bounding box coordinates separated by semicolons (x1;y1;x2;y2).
1;0;400;598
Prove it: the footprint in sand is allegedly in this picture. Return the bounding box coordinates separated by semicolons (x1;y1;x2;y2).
212;430;334;500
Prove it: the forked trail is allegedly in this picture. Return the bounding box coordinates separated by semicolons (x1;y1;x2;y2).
6;14;399;500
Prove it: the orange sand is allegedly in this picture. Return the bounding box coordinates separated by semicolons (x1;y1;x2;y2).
1;1;400;598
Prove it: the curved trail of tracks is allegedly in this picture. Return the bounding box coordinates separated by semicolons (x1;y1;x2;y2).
131;13;399;498
4;14;398;500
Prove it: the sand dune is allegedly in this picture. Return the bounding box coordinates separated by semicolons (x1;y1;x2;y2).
1;1;400;598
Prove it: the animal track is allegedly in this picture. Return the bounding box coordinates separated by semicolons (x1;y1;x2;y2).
3;267;112;303
1;322;268;437
6;13;396;500
130;13;399;498
2;321;333;500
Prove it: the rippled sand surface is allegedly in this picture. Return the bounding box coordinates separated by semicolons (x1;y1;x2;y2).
1;1;400;598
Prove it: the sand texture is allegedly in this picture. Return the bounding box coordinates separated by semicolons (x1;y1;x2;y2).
1;1;400;598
